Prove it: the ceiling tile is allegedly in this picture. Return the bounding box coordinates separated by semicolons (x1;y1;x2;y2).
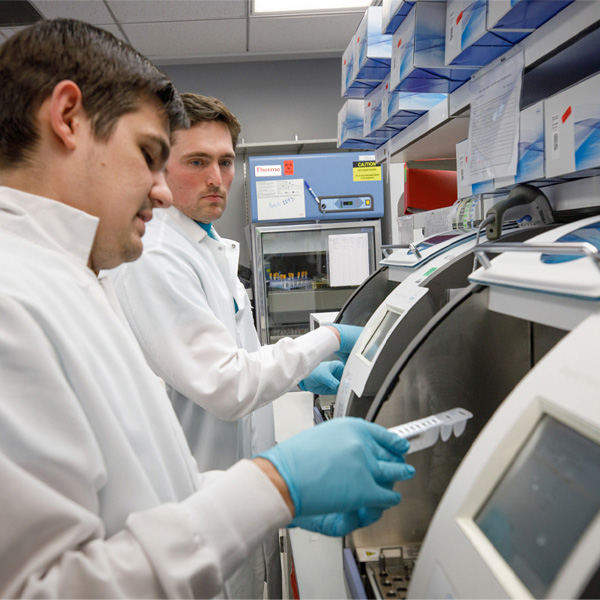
249;13;361;54
122;19;247;59
31;0;115;24
108;0;247;23
97;22;128;42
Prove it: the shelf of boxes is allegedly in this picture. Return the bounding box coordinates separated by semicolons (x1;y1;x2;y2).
374;0;600;164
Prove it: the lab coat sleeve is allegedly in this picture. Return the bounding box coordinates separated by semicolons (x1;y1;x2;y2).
113;248;340;421
1;453;290;599
0;296;292;599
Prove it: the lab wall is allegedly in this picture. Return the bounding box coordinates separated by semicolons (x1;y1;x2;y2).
163;59;345;267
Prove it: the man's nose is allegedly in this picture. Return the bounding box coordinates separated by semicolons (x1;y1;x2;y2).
205;162;223;188
150;171;173;209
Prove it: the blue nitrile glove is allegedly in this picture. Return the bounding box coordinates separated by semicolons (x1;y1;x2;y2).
291;507;383;537
330;324;364;363
299;360;345;395
256;417;415;517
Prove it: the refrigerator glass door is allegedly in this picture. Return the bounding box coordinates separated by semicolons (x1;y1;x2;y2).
252;222;381;343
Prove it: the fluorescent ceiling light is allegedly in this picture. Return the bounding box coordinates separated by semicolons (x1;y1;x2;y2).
253;0;372;15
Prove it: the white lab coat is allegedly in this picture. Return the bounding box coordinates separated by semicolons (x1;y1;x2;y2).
106;206;338;597
107;207;338;470
0;187;291;598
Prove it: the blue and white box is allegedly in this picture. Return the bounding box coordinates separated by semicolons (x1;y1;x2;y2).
354;6;393;82
382;0;415;34
338;100;380;149
342;38;379;98
495;102;545;188
390;1;478;94
364;85;385;137
383;82;447;129
341;40;355;96
445;0;528;67
364;81;402;141
487;0;573;32
544;73;600;178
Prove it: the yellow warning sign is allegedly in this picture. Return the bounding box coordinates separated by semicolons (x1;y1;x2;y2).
353;161;381;181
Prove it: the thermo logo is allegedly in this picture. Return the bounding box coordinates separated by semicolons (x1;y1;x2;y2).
255;165;282;177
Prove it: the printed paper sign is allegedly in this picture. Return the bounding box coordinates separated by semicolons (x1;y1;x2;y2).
467;51;524;183
256;178;305;221
353;161;382;181
328;233;370;287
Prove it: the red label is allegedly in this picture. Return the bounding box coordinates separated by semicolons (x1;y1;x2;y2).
367;102;371;107
385;83;389;89
562;105;572;123
456;11;463;24
357;36;360;42
397;38;402;48
283;160;294;176
343;59;346;65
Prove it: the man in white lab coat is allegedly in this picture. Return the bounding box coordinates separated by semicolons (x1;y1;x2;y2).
106;94;363;597
0;18;415;598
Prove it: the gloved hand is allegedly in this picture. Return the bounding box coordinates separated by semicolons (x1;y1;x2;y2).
291;507;383;537
329;324;364;362
299;360;345;395
256;417;415;518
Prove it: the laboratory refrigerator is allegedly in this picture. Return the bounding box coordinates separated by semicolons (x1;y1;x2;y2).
246;151;384;344
250;220;382;344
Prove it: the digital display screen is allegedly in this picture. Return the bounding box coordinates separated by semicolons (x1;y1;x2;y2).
475;416;600;598
416;232;461;250
361;310;402;362
343;201;354;206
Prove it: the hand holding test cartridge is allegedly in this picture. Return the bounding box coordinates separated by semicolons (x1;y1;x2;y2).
257;417;415;536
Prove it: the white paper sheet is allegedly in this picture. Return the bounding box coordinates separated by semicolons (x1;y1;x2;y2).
467;51;524;184
256;178;306;220
328;233;370;287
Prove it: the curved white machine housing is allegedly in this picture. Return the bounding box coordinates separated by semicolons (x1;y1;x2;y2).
381;230;478;282
470;215;600;299
408;310;600;599
408;218;600;599
334;232;480;417
470;215;600;331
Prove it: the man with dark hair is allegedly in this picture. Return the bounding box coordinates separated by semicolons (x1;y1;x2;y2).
0;20;415;598
0;18;186;172
105;93;365;597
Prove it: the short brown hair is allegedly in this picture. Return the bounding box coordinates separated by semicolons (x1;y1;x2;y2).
0;18;188;168
180;93;241;150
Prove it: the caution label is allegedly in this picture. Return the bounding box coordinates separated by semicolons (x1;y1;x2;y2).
353;161;381;181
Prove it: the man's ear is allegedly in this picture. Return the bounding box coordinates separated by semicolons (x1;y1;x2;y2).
49;80;85;151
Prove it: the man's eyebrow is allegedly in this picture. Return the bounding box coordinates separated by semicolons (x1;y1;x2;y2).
181;151;237;160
